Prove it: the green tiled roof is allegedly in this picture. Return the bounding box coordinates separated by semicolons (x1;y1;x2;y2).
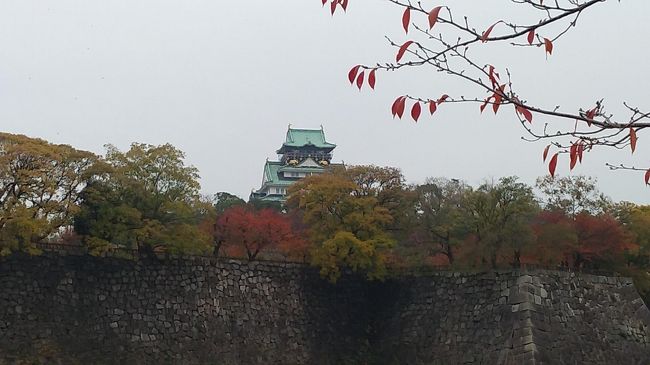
262;161;302;186
280;128;336;150
263;161;285;185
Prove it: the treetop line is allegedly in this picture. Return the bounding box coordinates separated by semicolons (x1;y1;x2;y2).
322;0;650;186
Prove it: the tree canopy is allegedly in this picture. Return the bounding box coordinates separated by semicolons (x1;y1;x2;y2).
214;206;306;261
74;143;211;255
0;133;99;255
287;168;397;282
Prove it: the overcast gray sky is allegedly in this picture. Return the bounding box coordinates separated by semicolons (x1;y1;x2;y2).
2;0;649;203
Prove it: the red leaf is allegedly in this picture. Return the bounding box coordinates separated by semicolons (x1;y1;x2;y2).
348;65;360;84
402;8;410;34
630;128;638;153
429;100;437;115
492;84;506;114
569;157;577;171
645;169;650;185
481;22;498;43
428;6;443;29
368;69;376;89
493;93;502;114
330;0;337;15
391;96;405;118
396;97;406;118
322;0;327;5
522;108;533;123
411;102;421;122
527;29;535;45
569;143;578;171
488;65;499;88
437;94;449;104
396;41;414;62
548;153;559;177
340;0;348;11
577;141;584;163
585;107;596;126
544;38;553;55
542;145;550;162
356;71;364;90
516;105;533;123
480;98;490;113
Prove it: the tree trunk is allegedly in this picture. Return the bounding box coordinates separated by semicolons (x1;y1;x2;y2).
512;250;521;268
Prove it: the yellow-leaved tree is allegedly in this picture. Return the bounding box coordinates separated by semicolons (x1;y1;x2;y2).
0;133;100;255
287;166;399;282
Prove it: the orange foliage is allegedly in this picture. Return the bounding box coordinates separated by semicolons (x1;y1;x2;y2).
215;206;307;261
573;213;635;266
532;211;633;268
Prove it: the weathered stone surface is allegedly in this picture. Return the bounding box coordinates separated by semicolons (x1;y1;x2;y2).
0;253;370;365
0;252;649;364
371;271;650;365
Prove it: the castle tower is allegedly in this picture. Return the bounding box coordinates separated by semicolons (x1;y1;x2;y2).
250;126;338;202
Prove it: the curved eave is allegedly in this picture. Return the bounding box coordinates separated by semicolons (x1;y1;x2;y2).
276;144;336;154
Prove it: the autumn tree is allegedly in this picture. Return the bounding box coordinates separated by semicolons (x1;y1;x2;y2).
536;175;611;217
74;143;212;255
248;198;284;212
464;176;538;268
408;178;472;265
343;165;415;238
212;192;246;214
624;205;650;266
572;212;632;269
319;0;650;183
531;210;577;267
0;133;100;255
287;170;394;282
215;206;306;261
533;210;632;269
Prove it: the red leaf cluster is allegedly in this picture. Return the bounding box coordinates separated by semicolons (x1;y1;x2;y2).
568;140;585;171
515;104;533;123
392;94;448;121
391;96;407;118
348;66;377;90
326;0;348;15
585;106;597;126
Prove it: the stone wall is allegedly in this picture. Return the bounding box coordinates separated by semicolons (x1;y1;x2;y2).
0;253;370;365
0;252;649;364
371;271;650;364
